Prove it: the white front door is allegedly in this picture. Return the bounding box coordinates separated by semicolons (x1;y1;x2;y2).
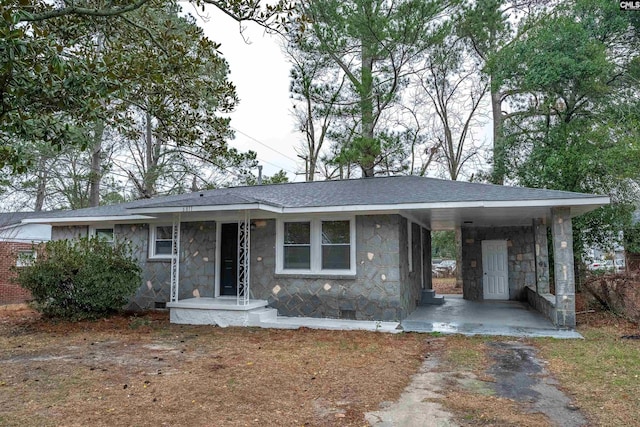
482;240;509;300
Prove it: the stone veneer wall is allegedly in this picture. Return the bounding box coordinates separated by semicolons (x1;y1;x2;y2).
250;215;405;321
52;226;89;241
52;222;216;311
422;228;432;291
398;220;424;317
461;226;536;301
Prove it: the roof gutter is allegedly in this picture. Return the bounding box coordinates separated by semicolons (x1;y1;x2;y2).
127;203;283;214
18;196;610;225
22;215;157;225
277;196;611;214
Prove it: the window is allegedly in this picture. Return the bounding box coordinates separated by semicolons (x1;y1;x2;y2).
283;222;311;269
322;221;350;270
93;227;114;243
277;218;355;275
16;250;36;267
150;225;173;258
89;226;114;245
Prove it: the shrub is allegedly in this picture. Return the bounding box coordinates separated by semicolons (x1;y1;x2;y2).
14;237;142;320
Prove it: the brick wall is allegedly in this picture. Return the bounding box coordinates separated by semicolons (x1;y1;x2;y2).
0;242;34;305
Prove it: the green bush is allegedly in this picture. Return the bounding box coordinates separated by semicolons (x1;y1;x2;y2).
14;237;142;320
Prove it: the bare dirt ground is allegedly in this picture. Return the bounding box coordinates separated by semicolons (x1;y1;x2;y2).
1;299;638;427
0;307;427;427
433;277;462;294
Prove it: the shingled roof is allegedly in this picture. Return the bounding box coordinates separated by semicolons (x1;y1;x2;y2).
21;176;609;222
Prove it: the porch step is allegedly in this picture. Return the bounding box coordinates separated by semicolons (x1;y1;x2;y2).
248;307;279;326
420;289;445;306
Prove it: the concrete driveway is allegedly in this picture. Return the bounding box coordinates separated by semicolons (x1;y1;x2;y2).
402;295;582;339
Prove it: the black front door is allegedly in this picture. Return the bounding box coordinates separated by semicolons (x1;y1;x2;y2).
219;223;238;296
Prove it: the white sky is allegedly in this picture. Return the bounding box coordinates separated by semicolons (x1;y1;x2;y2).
193;5;304;182
189;4;492;183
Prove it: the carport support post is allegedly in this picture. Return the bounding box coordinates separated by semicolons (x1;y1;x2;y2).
533;219;550;294
422;228;432;290
551;207;576;328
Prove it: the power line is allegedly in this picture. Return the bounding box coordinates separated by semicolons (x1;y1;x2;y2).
231;126;300;163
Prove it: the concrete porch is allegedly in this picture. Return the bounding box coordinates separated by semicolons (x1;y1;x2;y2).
166;297;402;332
402;295;582;339
167;298;271;327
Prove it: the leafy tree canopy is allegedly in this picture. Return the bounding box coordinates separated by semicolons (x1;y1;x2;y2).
0;0;291;173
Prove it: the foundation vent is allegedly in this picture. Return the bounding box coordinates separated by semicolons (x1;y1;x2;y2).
340;309;356;320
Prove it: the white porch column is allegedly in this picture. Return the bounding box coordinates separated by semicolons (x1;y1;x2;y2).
170;214;181;302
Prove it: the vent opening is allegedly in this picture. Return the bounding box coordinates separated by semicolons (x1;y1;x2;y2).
340;309;356;320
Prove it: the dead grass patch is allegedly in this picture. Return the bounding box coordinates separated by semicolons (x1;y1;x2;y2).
442;390;552;426
0;308;428;427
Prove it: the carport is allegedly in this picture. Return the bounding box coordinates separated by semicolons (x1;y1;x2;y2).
403;295;582;338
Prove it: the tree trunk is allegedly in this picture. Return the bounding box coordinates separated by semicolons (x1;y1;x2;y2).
34;157;47;212
490;87;505;185
360;53;375;177
88;119;104;207
359;2;376;178
142;112;158;198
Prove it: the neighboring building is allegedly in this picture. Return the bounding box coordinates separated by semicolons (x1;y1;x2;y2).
22;176;608;328
0;212;52;305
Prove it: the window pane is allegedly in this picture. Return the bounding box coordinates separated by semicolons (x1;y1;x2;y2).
16;250;36;267
284;246;310;269
155;240;172;255
96;228;114;241
284;222;310;244
322;245;350;270
157;226;173;240
322;221;350;244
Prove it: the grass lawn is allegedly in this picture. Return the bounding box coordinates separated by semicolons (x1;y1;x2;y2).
432;310;640;426
1;303;638;426
535;312;640;426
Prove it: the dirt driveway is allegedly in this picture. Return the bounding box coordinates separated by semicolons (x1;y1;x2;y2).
0;307;613;426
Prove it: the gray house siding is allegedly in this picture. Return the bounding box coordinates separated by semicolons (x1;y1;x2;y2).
52;222;217;311
250;215;405;321
52;226;89;240
51;215;411;321
399;220;424;319
462;226;536;301
121;222;217;310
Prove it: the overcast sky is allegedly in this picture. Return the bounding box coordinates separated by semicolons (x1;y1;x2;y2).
193;5;304;182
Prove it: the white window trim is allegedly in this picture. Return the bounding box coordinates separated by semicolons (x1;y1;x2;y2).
149;224;173;259
276;216;356;276
16;250;36;267
89;225;115;243
407;219;413;273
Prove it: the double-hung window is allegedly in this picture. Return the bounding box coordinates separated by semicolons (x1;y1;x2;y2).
277;218;355;275
283;222;311;269
149;225;173;259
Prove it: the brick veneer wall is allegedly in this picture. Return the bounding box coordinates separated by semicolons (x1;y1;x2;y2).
0;242;34;305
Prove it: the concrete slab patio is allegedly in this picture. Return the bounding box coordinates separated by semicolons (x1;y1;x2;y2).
402;295;582;339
